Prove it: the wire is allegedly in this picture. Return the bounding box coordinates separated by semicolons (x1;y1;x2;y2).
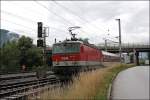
52;1;105;32
34;0;87;34
34;0;74;26
52;1;86;24
2;1;87;38
2;19;36;31
2;11;68;33
2;10;36;23
1;19;37;38
3;2;67;28
1;19;67;34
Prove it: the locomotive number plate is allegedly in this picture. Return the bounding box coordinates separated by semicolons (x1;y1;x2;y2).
61;56;69;60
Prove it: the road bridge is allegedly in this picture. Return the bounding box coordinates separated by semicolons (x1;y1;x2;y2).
97;43;150;65
98;43;149;53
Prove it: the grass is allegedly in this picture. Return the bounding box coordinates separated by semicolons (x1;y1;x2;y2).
30;63;135;100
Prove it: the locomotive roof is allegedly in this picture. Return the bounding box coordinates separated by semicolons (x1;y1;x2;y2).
53;40;99;50
102;51;119;57
53;40;83;45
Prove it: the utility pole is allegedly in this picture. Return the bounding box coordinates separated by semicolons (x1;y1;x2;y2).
148;52;150;66
55;38;56;43
105;39;107;51
43;27;46;65
43;27;49;65
104;29;110;51
116;19;122;63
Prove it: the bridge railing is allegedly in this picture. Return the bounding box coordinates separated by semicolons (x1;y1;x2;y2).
97;43;150;49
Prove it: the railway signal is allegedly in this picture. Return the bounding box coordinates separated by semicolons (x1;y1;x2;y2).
38;22;43;38
37;22;49;47
37;22;49;65
37;39;43;47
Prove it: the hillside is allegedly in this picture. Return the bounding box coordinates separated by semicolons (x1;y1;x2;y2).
0;29;20;47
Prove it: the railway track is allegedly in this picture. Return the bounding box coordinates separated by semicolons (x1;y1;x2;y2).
0;71;60;100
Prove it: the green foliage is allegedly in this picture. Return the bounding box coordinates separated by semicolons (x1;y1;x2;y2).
25;47;43;70
0;40;20;73
18;36;33;49
0;36;43;74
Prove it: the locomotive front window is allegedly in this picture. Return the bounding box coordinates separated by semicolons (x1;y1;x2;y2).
53;43;80;54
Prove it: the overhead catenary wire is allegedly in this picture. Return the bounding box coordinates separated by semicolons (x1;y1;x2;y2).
2;10;36;23
9;1;73;29
2;1;89;38
51;1;108;43
52;1;87;25
52;1;105;33
34;0;87;34
1;11;68;33
3;1;87;36
3;2;69;28
2;19;36;32
2;19;68;43
1;19;67;34
34;0;74;26
1;19;37;38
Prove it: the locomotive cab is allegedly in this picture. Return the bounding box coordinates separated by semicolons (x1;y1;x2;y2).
52;41;82;75
52;40;103;76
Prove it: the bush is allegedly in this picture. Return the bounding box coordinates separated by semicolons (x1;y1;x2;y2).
0;36;44;74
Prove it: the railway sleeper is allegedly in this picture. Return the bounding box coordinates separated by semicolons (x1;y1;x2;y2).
2;82;60;100
0;78;59;99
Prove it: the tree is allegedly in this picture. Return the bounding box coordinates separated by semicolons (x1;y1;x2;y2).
0;40;20;74
18;36;33;49
17;36;33;70
78;37;89;44
17;36;43;71
0;36;43;74
26;46;43;70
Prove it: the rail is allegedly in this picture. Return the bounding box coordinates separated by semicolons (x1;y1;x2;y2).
0;71;60;100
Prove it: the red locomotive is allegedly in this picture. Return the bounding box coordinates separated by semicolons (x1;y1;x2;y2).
52;40;120;75
52;27;120;75
52;40;103;75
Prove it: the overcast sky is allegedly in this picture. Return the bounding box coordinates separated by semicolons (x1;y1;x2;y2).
1;1;149;46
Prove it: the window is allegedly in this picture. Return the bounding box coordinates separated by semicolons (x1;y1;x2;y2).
52;43;80;54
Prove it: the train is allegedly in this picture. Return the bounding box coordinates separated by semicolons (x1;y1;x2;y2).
51;39;120;76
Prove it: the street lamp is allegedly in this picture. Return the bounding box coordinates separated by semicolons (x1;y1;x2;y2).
116;19;122;63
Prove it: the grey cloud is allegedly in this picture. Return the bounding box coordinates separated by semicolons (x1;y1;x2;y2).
124;6;149;34
2;1;149;45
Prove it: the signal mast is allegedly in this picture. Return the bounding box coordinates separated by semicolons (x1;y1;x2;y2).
68;26;80;41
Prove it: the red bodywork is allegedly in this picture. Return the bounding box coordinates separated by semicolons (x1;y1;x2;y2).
79;44;103;61
52;41;120;75
52;53;80;62
52;42;103;67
